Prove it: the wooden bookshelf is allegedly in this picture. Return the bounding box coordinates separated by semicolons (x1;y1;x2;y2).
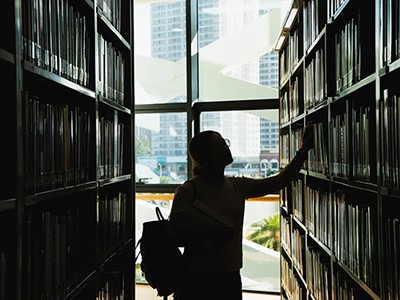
277;0;400;299
0;0;134;299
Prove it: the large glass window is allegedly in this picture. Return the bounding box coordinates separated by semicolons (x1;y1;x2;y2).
198;0;290;101
135;112;188;184
134;0;290;295
134;0;291;104
134;0;187;104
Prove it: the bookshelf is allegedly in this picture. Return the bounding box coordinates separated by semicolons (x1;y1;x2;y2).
277;0;400;299
0;0;134;299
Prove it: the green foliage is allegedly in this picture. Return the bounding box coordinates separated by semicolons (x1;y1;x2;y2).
135;136;151;161
247;212;280;251
160;176;170;184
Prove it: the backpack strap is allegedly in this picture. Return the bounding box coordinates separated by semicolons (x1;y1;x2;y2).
156;206;165;221
135;207;166;263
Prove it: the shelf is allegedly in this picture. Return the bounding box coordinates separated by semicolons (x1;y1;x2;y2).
0;199;16;212
278;0;396;299
1;0;134;298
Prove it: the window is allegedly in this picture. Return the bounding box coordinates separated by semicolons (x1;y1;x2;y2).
135;112;188;184
134;0;291;295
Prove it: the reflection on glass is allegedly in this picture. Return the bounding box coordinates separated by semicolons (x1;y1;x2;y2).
135;113;188;184
134;0;290;104
198;0;291;101
134;0;187;104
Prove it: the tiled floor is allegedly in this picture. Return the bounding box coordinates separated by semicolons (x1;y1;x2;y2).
135;284;280;300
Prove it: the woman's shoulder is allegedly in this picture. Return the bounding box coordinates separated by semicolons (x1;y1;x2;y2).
225;175;256;184
175;178;197;194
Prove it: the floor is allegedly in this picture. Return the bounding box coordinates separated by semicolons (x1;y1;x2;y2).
135;284;280;300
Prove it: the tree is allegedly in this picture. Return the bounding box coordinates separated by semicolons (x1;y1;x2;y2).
135;136;151;161
246;212;280;251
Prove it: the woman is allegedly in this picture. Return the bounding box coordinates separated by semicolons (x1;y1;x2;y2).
170;125;314;300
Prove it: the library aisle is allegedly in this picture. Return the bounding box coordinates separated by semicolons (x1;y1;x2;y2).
135;284;280;300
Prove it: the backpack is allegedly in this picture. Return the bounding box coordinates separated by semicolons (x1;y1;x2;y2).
135;206;184;298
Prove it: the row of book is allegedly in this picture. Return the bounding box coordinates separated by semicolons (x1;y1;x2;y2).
304;48;325;109
292;227;305;277
381;89;400;189
280;89;290;123
293;183;381;272
334;14;362;94
305;247;330;300
308;122;329;174
333;105;372;182
288;77;301;120
281;257;303;300
289;128;304;161
332;270;363;300
352;106;372;182
25;193;128;300
332;190;379;292
98;34;125;105
384;217;400;300
331;113;350;178
304;185;331;248
98;0;123;32
381;0;400;66
98;117;125;180
26;210;79;300
24;93;91;193
279;132;290;167
281;215;291;257
303;0;321;50
282;108;373;181
22;0;90;86
97;269;125;300
280;49;326;123
97;192;127;260
291;179;304;222
282;228;373;300
328;0;347;20
279;26;300;82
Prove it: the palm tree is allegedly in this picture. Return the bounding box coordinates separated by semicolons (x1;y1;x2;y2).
247;212;280;251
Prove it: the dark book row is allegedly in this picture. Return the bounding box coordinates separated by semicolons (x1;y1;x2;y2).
24;92;91;193
97;268;126;300
22;0;91;87
334;13;361;94
304;185;331;248
98;116;125;180
296;105;372;182
305;48;325;108
97;192;128;260
332;190;379;292
381;89;400;189
97;0;122;32
25;192;129;300
279;0;395;299
98;33;125;105
26;210;80;300
381;0;400;66
384;217;400;300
